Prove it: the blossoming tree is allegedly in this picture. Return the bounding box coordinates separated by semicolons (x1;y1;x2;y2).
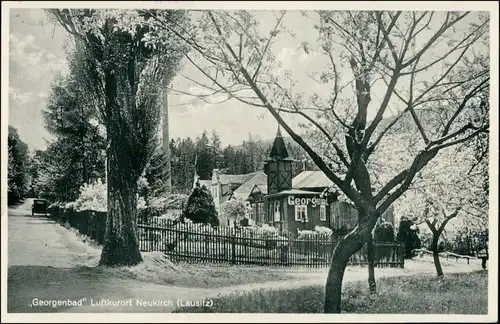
394;142;488;277
134;10;490;312
220;198;251;227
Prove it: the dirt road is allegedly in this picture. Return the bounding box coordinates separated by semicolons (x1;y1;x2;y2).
8;200;204;313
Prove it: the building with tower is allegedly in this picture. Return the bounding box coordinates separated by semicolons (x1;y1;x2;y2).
200;126;394;235
259;127;338;234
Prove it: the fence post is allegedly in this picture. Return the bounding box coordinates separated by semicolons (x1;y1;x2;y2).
400;243;405;268
231;232;236;265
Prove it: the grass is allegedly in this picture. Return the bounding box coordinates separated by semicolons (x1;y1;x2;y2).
65;225;313;289
64;223;102;249
101;252;305;288
174;270;488;314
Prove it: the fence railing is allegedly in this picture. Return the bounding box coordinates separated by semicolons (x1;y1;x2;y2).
413;248;477;265
49;208;405;268
138;217;405;268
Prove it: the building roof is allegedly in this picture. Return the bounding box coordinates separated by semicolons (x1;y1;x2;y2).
219;195;231;205
251;184;268;196
268;127;290;160
230;171;267;201
266;189;320;198
292;170;335;189
199;180;212;189
212;169;260;185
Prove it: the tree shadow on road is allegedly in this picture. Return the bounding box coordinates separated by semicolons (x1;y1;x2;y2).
9;214;54;224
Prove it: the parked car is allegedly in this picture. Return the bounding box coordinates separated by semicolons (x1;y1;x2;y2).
31;199;49;216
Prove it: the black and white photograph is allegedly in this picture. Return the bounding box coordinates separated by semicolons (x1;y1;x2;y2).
1;1;498;322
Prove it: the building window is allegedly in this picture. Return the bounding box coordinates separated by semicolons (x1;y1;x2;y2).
274;202;280;222
258;203;265;223
295;205;308;222
320;205;327;221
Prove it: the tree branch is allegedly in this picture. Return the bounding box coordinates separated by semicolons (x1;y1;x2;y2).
365;107;409;158
361;68;401;152
437;208;461;236
274;85;350;168
375;11;402;64
377;148;439;213
207;11;365;207
373;169;408;204
428;123;481;148
399;11;427;61
251;11;286;82
400;20;487;76
432;124;489;151
407;57;429;144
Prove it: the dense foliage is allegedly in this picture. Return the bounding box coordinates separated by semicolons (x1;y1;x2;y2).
8;126;31;205
170;131;317;194
219;198;250;226
297;226;334;240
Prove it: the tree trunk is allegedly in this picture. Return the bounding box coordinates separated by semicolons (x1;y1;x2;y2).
367;234;377;294
431;239;443;277
325;210;379;313
98;141;143;267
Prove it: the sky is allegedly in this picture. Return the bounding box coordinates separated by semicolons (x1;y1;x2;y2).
7;8;487;153
8;9;314;151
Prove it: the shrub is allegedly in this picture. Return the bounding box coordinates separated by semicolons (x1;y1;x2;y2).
297;226;333;240
220;198;250;225
373;219;395;242
147;194;188;218
183;186;218;226
156;220;219;243
64;178;147;213
314;225;333;237
418;228;434;250
297;230;317;240
70;179;107;212
450;227;489;256
239;224;287;245
396;216;422;258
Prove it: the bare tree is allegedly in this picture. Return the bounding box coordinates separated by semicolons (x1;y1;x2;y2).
120;10;488;312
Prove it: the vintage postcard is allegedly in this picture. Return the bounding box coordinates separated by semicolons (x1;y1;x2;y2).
1;1;498;323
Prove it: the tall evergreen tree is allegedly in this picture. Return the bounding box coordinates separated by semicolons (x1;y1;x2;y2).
195;131;214;180
210;130;222;169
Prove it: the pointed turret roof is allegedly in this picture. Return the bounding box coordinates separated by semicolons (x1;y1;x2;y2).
269;126;290;160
